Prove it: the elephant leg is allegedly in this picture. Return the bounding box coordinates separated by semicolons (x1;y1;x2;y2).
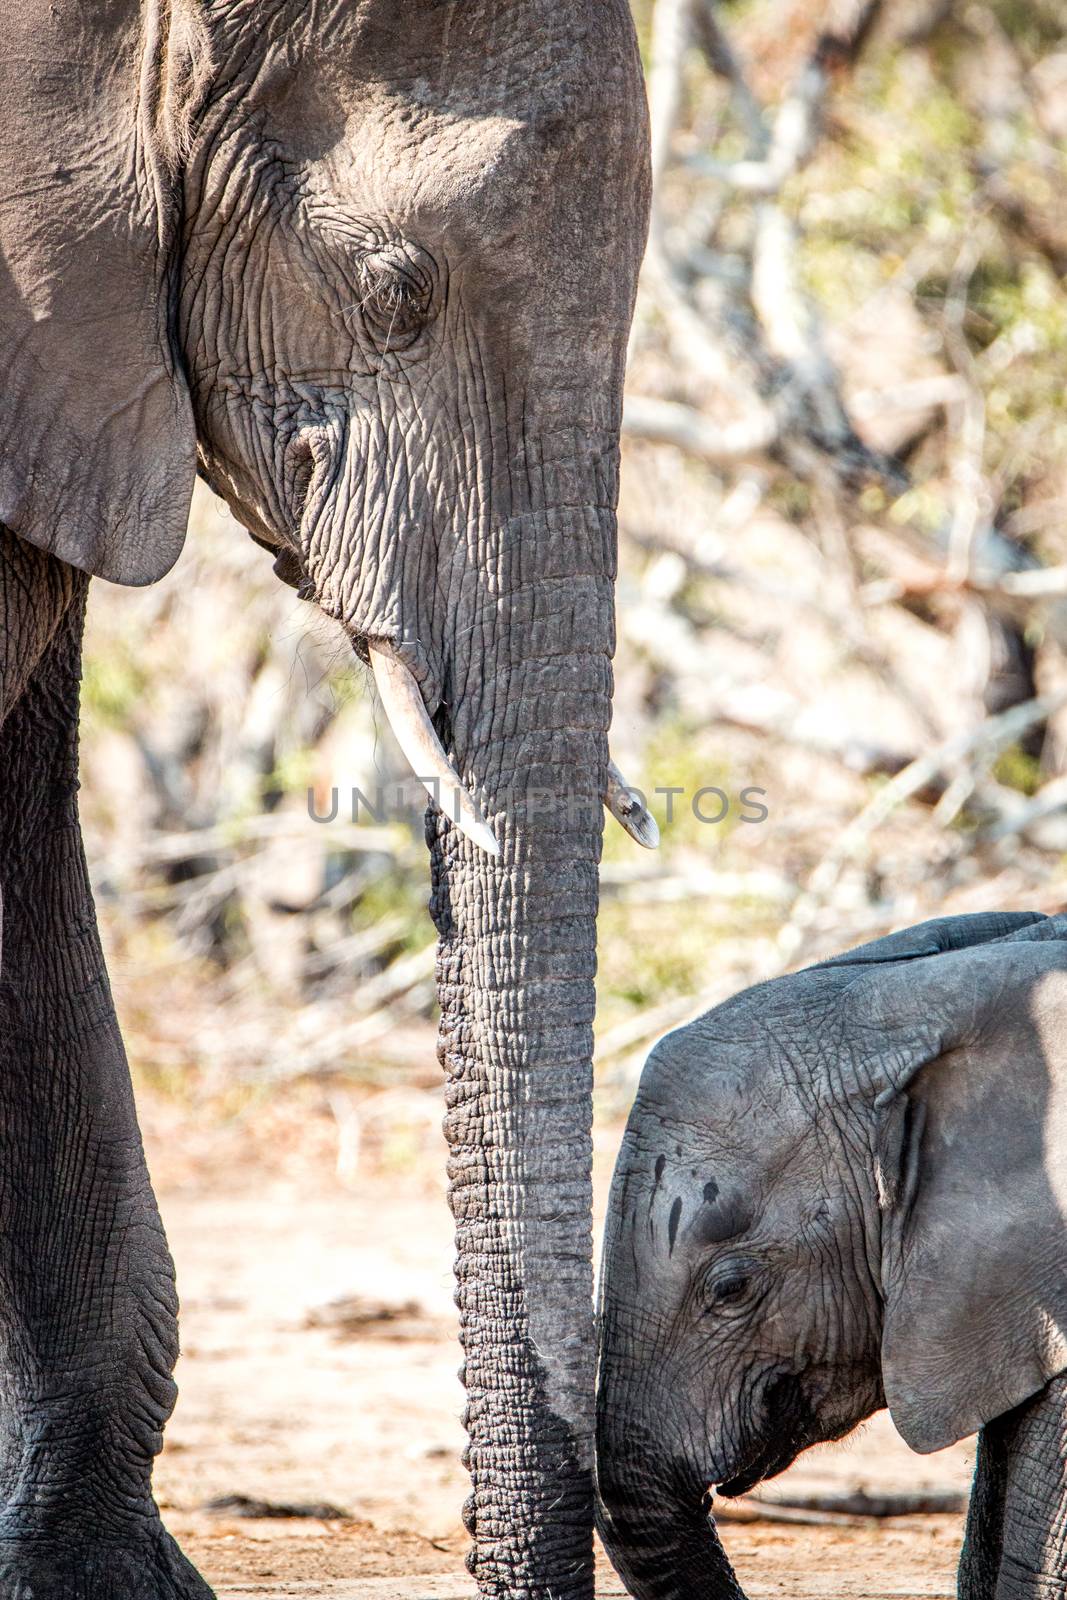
958;1375;1067;1600
0;532;213;1597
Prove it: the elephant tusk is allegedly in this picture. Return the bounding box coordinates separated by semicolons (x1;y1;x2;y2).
604;760;660;849
368;642;500;857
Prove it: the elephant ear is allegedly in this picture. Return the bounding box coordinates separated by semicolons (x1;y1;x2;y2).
0;1;197;585
851;915;1067;1454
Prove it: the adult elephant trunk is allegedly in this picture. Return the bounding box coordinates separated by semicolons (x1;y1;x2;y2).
422;497;616;1597
595;1376;749;1600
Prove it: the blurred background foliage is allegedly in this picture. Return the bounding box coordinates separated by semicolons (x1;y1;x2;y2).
82;0;1067;1172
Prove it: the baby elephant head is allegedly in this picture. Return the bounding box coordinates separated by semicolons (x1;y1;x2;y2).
595;911;1067;1600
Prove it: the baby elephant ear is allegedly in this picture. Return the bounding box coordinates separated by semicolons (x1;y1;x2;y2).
813;910;1048;970
0;2;197;585
862;916;1067;1454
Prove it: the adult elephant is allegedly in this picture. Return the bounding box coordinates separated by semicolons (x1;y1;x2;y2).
597;912;1067;1600
0;3;651;1595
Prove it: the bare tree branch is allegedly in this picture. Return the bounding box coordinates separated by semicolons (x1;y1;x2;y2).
622;394;777;463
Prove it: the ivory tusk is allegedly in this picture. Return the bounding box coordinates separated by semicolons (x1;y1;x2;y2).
368;642;500;857
604;760;660;849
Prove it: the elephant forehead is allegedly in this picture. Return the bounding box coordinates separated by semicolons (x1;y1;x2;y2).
337;102;560;219
269;6;646;253
645;974;856;1103
626;1030;834;1211
327;0;637;119
312;93;640;264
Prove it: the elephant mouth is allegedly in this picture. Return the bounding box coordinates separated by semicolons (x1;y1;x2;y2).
714;1372;814;1498
715;1467;763;1500
715;1442;796;1500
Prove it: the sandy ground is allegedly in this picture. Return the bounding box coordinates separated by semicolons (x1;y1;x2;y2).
140;1093;975;1600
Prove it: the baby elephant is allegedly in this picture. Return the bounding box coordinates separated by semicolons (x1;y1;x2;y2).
596;911;1067;1600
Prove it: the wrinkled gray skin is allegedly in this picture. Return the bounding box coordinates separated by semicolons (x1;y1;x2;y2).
597;913;1067;1600
0;3;649;1595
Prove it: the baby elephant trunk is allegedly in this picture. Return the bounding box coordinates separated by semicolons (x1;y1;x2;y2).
595;1377;750;1600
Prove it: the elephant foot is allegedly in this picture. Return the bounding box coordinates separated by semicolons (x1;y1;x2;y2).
0;1521;215;1599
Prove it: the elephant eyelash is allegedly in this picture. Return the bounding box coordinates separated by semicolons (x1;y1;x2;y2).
711;1275;748;1303
350;243;437;349
359;274;423;331
700;1256;762;1314
703;1275;750;1313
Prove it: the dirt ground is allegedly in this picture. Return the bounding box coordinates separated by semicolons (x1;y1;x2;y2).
139;1084;975;1600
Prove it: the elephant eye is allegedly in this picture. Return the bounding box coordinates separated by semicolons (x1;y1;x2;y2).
355;241;437;350
701;1258;758;1313
712;1274;747;1303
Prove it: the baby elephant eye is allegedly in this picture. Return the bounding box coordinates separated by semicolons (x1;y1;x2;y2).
702;1258;758;1313
712;1274;748;1303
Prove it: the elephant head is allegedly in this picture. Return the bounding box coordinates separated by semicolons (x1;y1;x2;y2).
0;3;650;1593
596;912;1067;1600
